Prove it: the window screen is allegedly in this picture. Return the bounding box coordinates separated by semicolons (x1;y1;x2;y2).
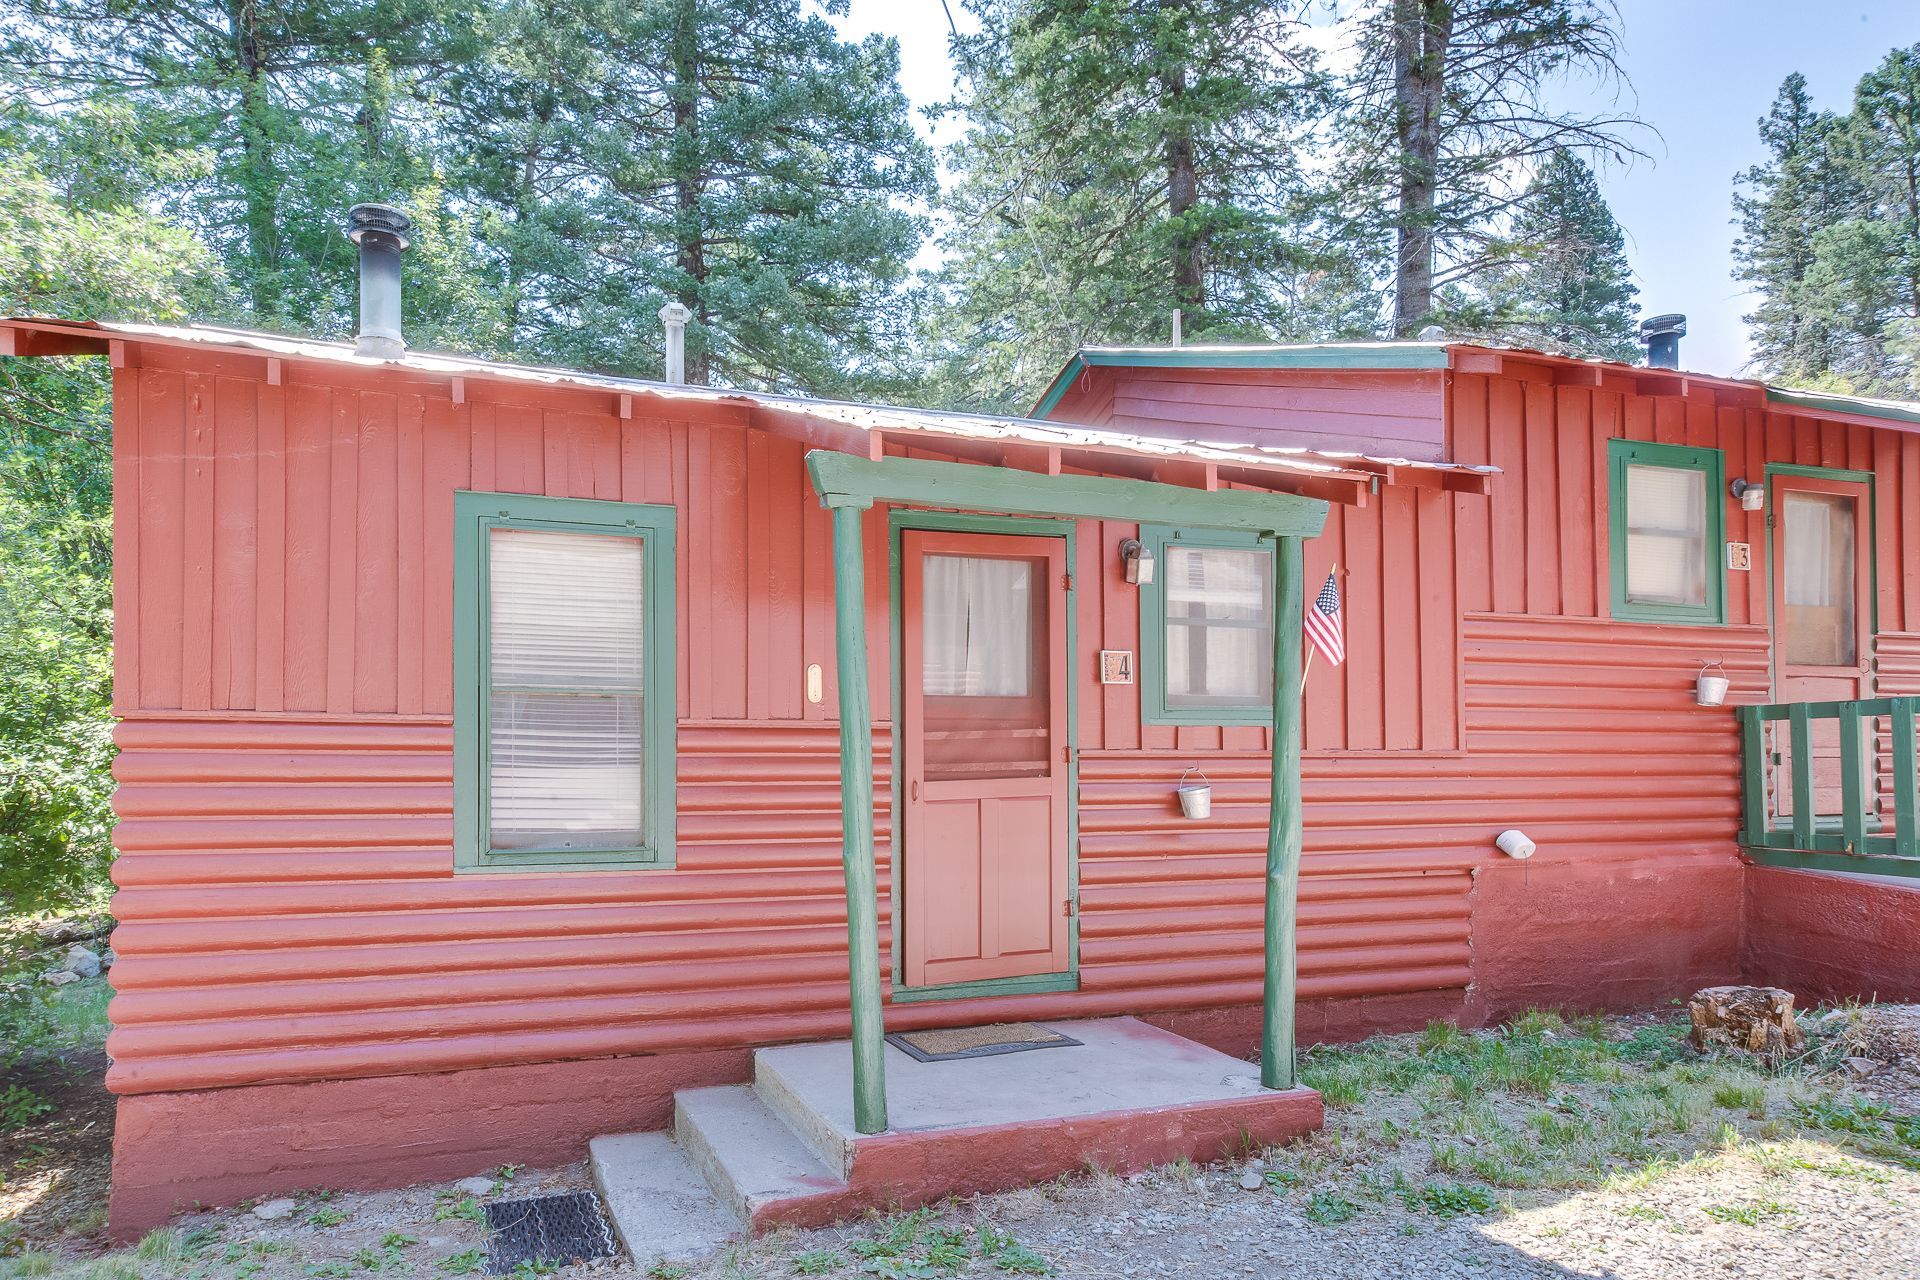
488;528;647;852
1623;463;1707;607
1159;542;1273;713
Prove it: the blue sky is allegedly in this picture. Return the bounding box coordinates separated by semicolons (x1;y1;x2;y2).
840;0;1918;378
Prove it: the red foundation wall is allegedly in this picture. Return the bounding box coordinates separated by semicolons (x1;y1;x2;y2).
1742;865;1920;1006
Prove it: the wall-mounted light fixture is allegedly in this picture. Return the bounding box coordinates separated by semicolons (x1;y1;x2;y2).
1119;537;1155;585
1730;478;1765;512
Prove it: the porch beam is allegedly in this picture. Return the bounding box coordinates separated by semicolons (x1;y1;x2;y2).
1261;534;1306;1091
828;500;888;1134
807;450;1327;537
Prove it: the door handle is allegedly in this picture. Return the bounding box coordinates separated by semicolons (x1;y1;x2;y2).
911;779;920;801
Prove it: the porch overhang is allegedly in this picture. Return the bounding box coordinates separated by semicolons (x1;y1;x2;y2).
806;448;1315;1137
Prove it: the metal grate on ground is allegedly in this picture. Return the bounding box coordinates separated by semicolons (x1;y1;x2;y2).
483;1190;620;1275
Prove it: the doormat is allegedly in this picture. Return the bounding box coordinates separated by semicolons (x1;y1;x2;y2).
887;1022;1082;1063
483;1191;620;1275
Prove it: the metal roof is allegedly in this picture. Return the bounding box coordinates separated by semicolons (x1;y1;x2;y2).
0;318;1498;502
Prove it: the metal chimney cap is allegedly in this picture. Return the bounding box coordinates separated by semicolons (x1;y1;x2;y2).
659;301;692;325
346;203;413;251
1639;313;1687;340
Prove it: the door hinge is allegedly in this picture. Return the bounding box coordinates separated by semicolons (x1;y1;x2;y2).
1766;512;1776;528
1062;897;1078;918
1063;572;1074;592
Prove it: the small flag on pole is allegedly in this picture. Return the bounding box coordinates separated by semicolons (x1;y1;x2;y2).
1304;570;1344;667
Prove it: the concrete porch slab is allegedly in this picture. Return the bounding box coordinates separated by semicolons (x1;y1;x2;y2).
592;1016;1322;1247
746;1016;1322;1229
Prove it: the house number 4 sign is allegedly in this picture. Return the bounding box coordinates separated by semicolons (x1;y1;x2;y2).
1099;650;1135;684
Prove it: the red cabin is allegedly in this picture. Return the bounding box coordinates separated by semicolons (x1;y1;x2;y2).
6;295;1920;1240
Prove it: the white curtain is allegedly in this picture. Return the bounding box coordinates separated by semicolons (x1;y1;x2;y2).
1624;463;1706;606
1783;492;1838;607
488;527;646;851
922;555;1032;697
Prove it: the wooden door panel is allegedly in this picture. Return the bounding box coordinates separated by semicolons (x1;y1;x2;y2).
901;530;1070;990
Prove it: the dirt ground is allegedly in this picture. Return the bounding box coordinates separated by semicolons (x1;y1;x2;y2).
5;1007;1920;1279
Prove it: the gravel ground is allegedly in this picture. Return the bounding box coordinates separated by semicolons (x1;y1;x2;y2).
7;1007;1920;1280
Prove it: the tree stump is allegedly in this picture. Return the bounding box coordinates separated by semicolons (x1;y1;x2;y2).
1687;985;1805;1061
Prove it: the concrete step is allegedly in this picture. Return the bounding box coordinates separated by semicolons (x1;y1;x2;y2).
752;1047;858;1178
673;1084;851;1229
587;1131;738;1269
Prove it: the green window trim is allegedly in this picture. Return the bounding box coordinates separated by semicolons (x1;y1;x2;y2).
1138;524;1276;726
453;490;678;872
1607;439;1728;627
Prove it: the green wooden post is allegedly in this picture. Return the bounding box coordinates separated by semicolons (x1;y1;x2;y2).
1737;706;1767;844
1261;534;1305;1091
1892;698;1919;858
1839;702;1867;852
827;499;888;1134
1789;704;1815;850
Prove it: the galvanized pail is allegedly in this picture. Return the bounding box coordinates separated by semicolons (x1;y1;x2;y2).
1695;659;1729;707
1176;767;1212;820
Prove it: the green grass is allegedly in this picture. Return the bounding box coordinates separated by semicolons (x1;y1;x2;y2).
1702;1199;1795;1226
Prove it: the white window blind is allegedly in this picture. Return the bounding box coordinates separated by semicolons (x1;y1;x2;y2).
1623;462;1707;607
487;527;646;852
1164;544;1272;706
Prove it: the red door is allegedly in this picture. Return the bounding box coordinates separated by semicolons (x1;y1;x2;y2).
900;530;1071;989
1770;473;1873;820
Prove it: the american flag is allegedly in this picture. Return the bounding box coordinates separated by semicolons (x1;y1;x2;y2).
1304;570;1344;666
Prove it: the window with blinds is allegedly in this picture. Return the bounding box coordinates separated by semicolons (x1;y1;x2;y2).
1139;527;1275;725
453;492;677;870
1607;439;1726;626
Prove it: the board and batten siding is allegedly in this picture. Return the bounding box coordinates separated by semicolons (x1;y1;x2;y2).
103;340;1920;1098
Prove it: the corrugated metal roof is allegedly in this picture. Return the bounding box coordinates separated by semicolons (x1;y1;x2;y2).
0;318;1499;497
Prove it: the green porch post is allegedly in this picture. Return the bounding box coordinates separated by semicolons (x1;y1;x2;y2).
1261;534;1305;1090
827;499;888;1134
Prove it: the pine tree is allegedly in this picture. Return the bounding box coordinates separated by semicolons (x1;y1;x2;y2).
0;0;508;350
1732;73;1866;382
1483;151;1638;361
1337;0;1642;337
927;0;1354;411
440;0;935;392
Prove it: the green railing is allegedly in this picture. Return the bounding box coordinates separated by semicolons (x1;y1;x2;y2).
1738;696;1920;877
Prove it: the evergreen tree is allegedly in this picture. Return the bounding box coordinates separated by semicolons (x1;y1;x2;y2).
1337;0;1642;337
0;0;504;348
927;0;1354;411
1484;151;1638;361
0;116;229;912
440;0;935;392
1732;73;1866;382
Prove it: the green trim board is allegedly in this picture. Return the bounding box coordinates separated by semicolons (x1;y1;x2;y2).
1030;343;1453;419
888;972;1080;1005
1767;386;1920;430
806;450;1327;537
452;490;678;872
885;508;1080;1000
1606;438;1727;626
1136;524;1276;727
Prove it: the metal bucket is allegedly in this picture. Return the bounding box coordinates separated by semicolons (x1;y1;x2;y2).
1176;767;1212;820
1696;659;1729;707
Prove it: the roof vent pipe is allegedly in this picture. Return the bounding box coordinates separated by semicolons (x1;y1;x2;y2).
346;204;413;360
1640;313;1687;370
660;302;692;384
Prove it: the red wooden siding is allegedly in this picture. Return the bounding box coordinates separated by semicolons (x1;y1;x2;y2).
102;340;1920;1102
1054;366;1449;460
